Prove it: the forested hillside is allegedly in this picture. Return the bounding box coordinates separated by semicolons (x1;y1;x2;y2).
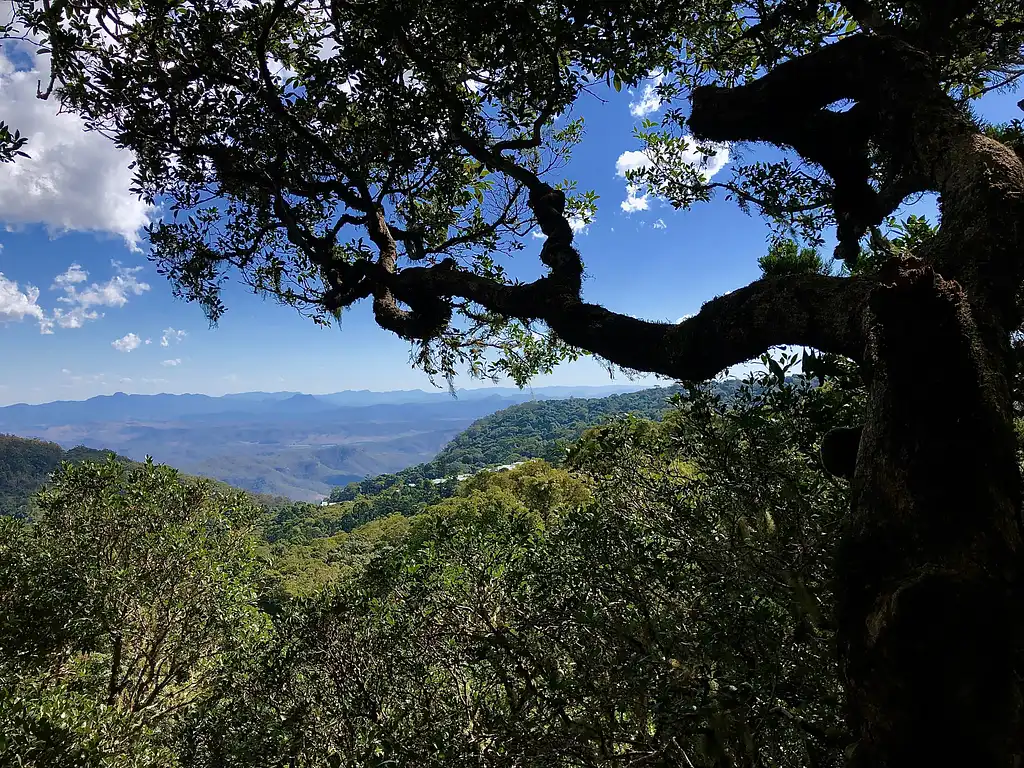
0;385;696;527
0;434;289;518
312;381;744;532
0;435;118;517
420;383;698;477
0;387;643;500
0;364;864;765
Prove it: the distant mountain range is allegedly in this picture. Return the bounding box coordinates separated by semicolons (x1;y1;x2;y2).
0;385;651;500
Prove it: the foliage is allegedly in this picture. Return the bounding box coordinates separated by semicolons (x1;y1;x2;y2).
262;513;413;601
758;238;832;277
419;384;699;477
0;434;119;518
325;384;727;503
0;121;28;163
22;0;1020;383
178;369;855;766
0;458;269;766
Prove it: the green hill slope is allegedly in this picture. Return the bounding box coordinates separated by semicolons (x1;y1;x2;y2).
419;384;695;478
1;434;288;518
327;382;746;503
0;435;119;517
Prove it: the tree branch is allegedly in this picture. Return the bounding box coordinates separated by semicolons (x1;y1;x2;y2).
391;27;582;295
385;267;872;380
689;35;938;259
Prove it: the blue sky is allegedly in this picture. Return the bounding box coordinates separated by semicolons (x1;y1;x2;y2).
0;39;1021;406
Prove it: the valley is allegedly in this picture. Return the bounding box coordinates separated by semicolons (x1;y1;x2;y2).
0;385;647;500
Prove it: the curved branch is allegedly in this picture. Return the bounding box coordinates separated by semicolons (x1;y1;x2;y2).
386;267;873;380
391;26;582;294
688;31;1024;327
689;35;929;257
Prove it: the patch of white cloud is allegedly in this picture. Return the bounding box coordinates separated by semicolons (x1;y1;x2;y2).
465;70;490;94
112;332;142;352
315;38;341;61
160;327;186;346
51;261;150;329
676;313;695;323
267;55;298;87
161;358;182;367
401;69;425;91
64;371;106;386
0;40;152;247
629;71;664;118
615;150;652;178
615;140;730;215
0;272;50;332
569;216;589;234
653;218;667;230
620;186;649;213
52;263;88;288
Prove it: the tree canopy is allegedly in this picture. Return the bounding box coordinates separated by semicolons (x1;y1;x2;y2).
0;458;268;766
17;0;1019;383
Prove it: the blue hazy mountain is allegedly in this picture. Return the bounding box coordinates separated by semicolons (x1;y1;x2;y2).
0;385;650;500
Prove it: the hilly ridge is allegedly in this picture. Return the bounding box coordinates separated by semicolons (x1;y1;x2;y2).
0;385;648;500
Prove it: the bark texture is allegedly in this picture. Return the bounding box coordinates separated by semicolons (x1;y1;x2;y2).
840;264;1023;766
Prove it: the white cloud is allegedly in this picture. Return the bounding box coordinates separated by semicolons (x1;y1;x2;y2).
615;141;730;215
66;372;106;386
653;218;667;230
676;314;695;323
112;332;142;352
161;358;182;367
0;41;152;247
629;72;664;118
160;327;186;346
51;261;150;329
569;216;590;235
267;56;298;87
401;69;425;91
621;186;649;213
465;70;490;94
52;263;88;288
528;216;591;240
615;150;652;178
0;272;50;332
144;337;152;345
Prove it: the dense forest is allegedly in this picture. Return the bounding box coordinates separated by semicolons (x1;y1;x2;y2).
0;362;863;766
0;436;119;517
0;435;289;519
414;384;701;477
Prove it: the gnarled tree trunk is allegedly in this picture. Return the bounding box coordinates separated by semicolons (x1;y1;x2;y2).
683;33;1024;763
840;263;1023;766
